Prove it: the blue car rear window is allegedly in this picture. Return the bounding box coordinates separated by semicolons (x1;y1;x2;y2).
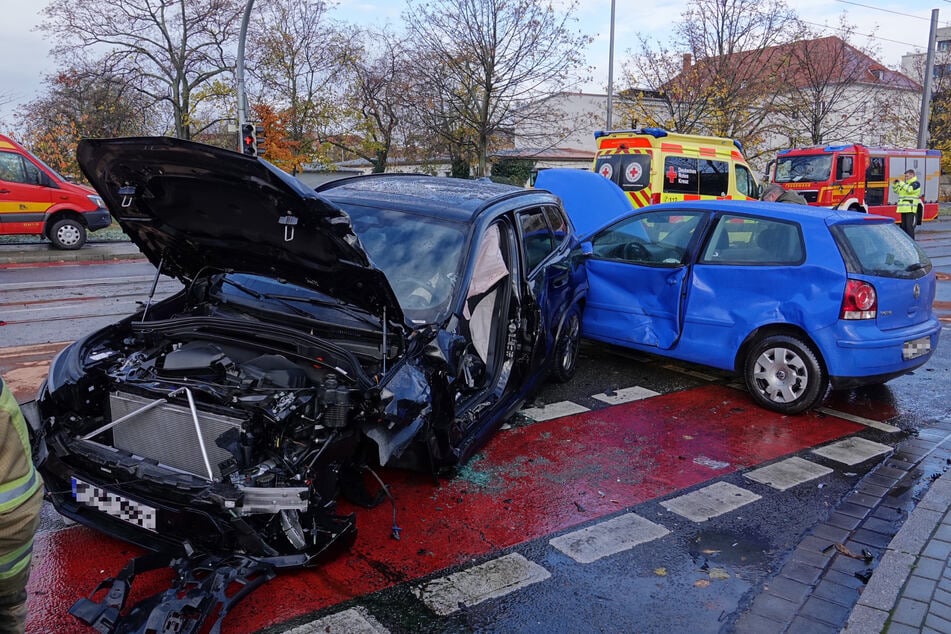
833;223;931;279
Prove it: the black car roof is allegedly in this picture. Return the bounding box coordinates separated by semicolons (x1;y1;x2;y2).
316;174;540;223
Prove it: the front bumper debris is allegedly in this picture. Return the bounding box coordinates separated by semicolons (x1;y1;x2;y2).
69;552;276;634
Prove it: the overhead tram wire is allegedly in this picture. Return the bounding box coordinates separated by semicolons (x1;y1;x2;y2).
801;20;929;52
835;0;941;21
828;0;951;52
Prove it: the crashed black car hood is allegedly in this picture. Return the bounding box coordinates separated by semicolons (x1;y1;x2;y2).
77;137;404;325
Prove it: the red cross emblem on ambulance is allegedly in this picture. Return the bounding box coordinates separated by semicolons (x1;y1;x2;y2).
666;165;677;183
624;162;642;183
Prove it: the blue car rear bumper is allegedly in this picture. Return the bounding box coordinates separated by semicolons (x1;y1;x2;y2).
824;317;942;389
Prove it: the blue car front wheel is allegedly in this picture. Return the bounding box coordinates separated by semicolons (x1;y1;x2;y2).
744;334;828;414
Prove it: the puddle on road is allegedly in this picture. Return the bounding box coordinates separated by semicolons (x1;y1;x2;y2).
688;530;771;570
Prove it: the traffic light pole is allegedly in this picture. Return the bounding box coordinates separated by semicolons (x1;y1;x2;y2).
236;0;256;152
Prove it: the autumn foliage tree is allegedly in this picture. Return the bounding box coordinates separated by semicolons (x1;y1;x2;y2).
248;0;349;170
14;63;152;179
251;102;300;173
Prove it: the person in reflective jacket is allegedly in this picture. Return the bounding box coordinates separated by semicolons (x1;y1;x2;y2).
0;376;43;634
892;169;921;239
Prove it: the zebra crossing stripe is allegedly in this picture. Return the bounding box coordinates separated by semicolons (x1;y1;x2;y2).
413;553;551;616
661;482;762;522
592;386;660;405
549;513;670;564
817;408;901;433
744;457;833;491
811;437;893;466
520;400;590;421
282;608;388;633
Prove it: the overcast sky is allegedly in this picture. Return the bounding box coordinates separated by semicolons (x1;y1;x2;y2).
0;0;945;128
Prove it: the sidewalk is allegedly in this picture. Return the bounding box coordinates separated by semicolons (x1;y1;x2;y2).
843;466;951;633
0;240;145;265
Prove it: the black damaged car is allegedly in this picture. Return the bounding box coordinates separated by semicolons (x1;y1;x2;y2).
30;137;591;582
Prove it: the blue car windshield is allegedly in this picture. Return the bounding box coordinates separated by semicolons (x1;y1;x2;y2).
344;204;468;323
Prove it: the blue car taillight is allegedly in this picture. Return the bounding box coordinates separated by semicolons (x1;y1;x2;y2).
840;279;877;320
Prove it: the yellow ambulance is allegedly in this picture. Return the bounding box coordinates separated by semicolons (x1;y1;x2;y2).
592;128;760;207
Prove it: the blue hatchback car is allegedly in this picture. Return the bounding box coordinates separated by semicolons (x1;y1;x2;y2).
538;169;940;414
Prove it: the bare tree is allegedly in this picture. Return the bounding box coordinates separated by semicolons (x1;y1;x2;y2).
769;26;912;147
906;43;951;170
315;30;414;173
621;0;805;161
40;0;243;139
405;46;480;177
248;0;350;171
405;0;591;177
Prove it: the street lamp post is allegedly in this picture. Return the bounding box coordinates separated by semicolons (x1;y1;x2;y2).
918;8;939;149
236;0;255;152
606;0;615;129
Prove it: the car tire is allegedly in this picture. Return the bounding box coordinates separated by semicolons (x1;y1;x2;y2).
743;334;827;414
551;305;581;383
49;218;87;250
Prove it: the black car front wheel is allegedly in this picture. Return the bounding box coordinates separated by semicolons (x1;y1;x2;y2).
743;334;827;414
550;305;581;383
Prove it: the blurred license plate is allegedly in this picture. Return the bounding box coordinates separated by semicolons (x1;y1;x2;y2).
71;477;157;531
902;336;931;360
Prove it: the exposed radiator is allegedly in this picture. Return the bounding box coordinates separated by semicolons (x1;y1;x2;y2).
109;392;243;480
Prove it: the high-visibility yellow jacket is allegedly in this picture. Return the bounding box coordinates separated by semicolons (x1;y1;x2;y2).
0;378;43;582
891;176;922;215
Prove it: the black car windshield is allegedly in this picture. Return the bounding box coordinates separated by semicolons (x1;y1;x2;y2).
343;204;468;323
833;222;932;279
774;155;832;183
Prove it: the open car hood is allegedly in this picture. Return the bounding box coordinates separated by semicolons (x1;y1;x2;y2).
77;137;404;325
534;168;634;239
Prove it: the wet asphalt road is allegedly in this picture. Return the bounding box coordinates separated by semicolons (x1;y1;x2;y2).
0;219;949;633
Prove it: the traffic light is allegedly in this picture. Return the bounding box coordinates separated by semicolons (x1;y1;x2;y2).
241;123;256;156
255;125;266;156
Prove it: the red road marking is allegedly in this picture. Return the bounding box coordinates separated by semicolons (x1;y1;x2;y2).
26;384;864;633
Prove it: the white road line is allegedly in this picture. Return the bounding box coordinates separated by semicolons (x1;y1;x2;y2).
817;407;901;433
811;437;893;466
661;482;762;522
413;553;550;616
282;608;389;633
520;400;590;421
592;385;660;405
744;457;833;491
549;513;671;564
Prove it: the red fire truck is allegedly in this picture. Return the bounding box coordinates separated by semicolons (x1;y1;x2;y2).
769;144;941;223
